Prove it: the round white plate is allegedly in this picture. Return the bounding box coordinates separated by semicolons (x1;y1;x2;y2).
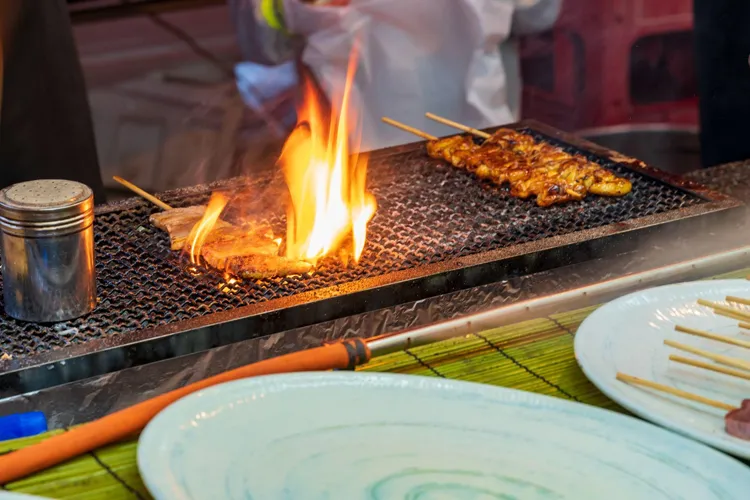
0;493;49;499
138;371;750;499
575;278;750;459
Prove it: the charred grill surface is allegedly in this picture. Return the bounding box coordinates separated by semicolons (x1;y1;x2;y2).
0;123;739;391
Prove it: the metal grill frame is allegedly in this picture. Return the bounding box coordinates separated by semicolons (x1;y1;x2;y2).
0;120;742;394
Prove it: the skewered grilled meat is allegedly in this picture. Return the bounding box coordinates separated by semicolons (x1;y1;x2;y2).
201;242;312;279
426;129;632;206
201;231;279;258
426;135;477;166
150;206;222;250
150;206;311;278
150;206;278;251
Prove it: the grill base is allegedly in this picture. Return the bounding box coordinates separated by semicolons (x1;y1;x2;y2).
0;120;742;393
3;225;750;423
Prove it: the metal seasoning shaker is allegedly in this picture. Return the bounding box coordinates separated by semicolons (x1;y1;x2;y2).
0;180;96;322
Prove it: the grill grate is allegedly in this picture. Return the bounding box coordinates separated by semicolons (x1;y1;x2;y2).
0;129;706;358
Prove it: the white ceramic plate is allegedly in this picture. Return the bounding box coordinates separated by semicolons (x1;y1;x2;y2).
575;279;750;459
0;493;49;499
138;371;750;499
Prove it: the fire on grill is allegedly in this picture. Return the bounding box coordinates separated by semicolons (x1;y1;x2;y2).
149;49;377;279
146;47;634;279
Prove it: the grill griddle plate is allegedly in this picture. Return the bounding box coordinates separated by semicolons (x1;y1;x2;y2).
0;123;740;392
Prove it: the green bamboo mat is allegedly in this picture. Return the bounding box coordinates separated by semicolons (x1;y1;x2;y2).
2;268;749;499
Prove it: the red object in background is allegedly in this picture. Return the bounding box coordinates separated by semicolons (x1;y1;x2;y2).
519;0;697;132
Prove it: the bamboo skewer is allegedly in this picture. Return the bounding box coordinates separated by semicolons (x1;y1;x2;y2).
727;296;750;307
616;372;736;411
664;339;750;371
424;112;491;139
670;354;750;381
675;325;750;350
381;117;437;140
740;322;750;330
697;298;750;321
113;176;173;211
714;308;750;323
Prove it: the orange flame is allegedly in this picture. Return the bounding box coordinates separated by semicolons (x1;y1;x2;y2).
186;192;228;265
279;47;376;265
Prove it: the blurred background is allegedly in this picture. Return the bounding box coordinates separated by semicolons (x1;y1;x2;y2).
65;0;699;201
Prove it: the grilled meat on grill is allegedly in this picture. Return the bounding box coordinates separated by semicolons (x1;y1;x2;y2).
149;205;222;250
202;247;313;279
425;129;632;206
150;207;277;251
150;206;312;278
200;232;311;279
200;231;280;258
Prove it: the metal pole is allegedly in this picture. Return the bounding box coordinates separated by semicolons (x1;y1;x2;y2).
367;245;750;357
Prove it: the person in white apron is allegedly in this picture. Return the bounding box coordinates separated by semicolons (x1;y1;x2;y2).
230;0;561;150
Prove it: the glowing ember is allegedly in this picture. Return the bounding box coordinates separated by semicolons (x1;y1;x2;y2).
218;276;240;293
185;192;229;265
279;47;376;265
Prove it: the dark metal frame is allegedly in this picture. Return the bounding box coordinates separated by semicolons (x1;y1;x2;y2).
0;120;742;394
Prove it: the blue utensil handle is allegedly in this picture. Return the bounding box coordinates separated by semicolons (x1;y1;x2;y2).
0;412;47;441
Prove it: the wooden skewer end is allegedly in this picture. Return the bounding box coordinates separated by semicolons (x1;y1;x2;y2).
727;295;750;307
381;117;437;141
423;112;492;139
616;371;736;411
111;176;173;211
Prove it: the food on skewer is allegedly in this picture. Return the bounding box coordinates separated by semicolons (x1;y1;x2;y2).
116;176;312;279
198;230;280;260
424;113;634;201
198;229;311;278
381;115;632;207
150;205;310;278
424;127;632;207
150;206;277;252
150;205;224;250
726;401;750;440
203;249;312;279
616;372;750;441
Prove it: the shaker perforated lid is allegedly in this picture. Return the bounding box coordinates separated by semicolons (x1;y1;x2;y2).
0;179;94;224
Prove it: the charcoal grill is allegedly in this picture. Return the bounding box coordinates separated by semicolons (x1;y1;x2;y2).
0;120;741;393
